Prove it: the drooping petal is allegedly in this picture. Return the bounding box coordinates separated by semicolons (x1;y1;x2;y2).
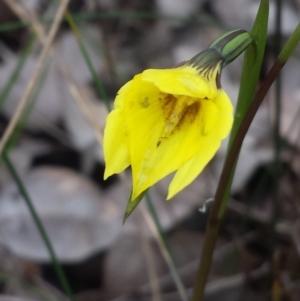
114;79;133;109
103;108;130;179
212;89;234;138
167;137;221;200
142;66;217;99
167;89;233;199
123;75;223;200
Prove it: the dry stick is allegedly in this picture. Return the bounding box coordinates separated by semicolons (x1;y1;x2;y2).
138;223;162;301
4;0;52;45
58;64;104;145
191;59;289;301
3;0;45;39
6;1;104;146
2;1;73;146
139;205;189;301
0;0;70;155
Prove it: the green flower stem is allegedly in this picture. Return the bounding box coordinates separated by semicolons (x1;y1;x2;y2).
219;0;269;217
64;11;111;111
190;22;300;301
3;152;75;301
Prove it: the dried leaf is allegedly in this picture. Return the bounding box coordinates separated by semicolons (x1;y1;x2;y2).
0;167;123;262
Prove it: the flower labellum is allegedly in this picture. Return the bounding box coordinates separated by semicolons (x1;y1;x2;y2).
103;29;252;218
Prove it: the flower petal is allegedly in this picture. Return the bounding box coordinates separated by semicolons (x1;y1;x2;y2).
123;76;224;200
142;66;217;99
167;138;221;200
212;89;234;138
167;90;233;199
103;108;130;179
114;79;133;109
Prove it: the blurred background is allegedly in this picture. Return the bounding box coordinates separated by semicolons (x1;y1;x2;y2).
0;0;300;300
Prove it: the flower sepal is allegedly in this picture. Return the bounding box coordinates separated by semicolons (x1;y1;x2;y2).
123;189;148;224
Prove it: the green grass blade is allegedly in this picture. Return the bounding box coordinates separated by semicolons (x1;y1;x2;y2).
5;58;52;152
219;0;269;216
123;187;188;299
230;0;269;144
278;23;300;62
0;35;36;109
0;21;29;32
0;11;226;34
145;193;188;301
64;11;111;111
191;1;269;300
3;152;75;301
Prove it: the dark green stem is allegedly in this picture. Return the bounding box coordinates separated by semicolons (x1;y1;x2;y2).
190;23;300;301
3;152;75;301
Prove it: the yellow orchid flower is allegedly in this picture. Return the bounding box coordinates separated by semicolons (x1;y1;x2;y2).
103;29;252;204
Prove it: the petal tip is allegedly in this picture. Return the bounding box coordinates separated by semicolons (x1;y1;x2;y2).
166;188;177;201
103;169;111;180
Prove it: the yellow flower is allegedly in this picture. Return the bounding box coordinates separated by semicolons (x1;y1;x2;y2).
103;30;252;202
104;55;232;200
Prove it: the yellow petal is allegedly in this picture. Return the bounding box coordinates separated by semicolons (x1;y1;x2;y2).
167;138;221;200
114;79;133;109
103;108;130;179
142;66;217;99
123;76;222;200
167;90;233;199
212;89;234;138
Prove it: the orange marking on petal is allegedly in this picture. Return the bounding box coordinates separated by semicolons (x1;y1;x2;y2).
156;92;202;147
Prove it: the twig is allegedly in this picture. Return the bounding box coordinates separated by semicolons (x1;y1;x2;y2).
139;204;188;301
0;0;70;155
4;0;105;147
58;63;104;146
139;223;162;301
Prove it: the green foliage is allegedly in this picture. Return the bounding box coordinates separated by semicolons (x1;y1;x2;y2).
219;0;269;216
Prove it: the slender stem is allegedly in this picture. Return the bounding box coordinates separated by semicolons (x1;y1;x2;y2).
0;0;69;156
278;24;300;61
6;59;51;152
145;193;170;251
145;193;188;301
0;35;36;109
274;0;282;161
271;0;282;249
64;11;111;111
191;23;300;301
271;2;283;298
3;152;75;301
274;0;282;158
